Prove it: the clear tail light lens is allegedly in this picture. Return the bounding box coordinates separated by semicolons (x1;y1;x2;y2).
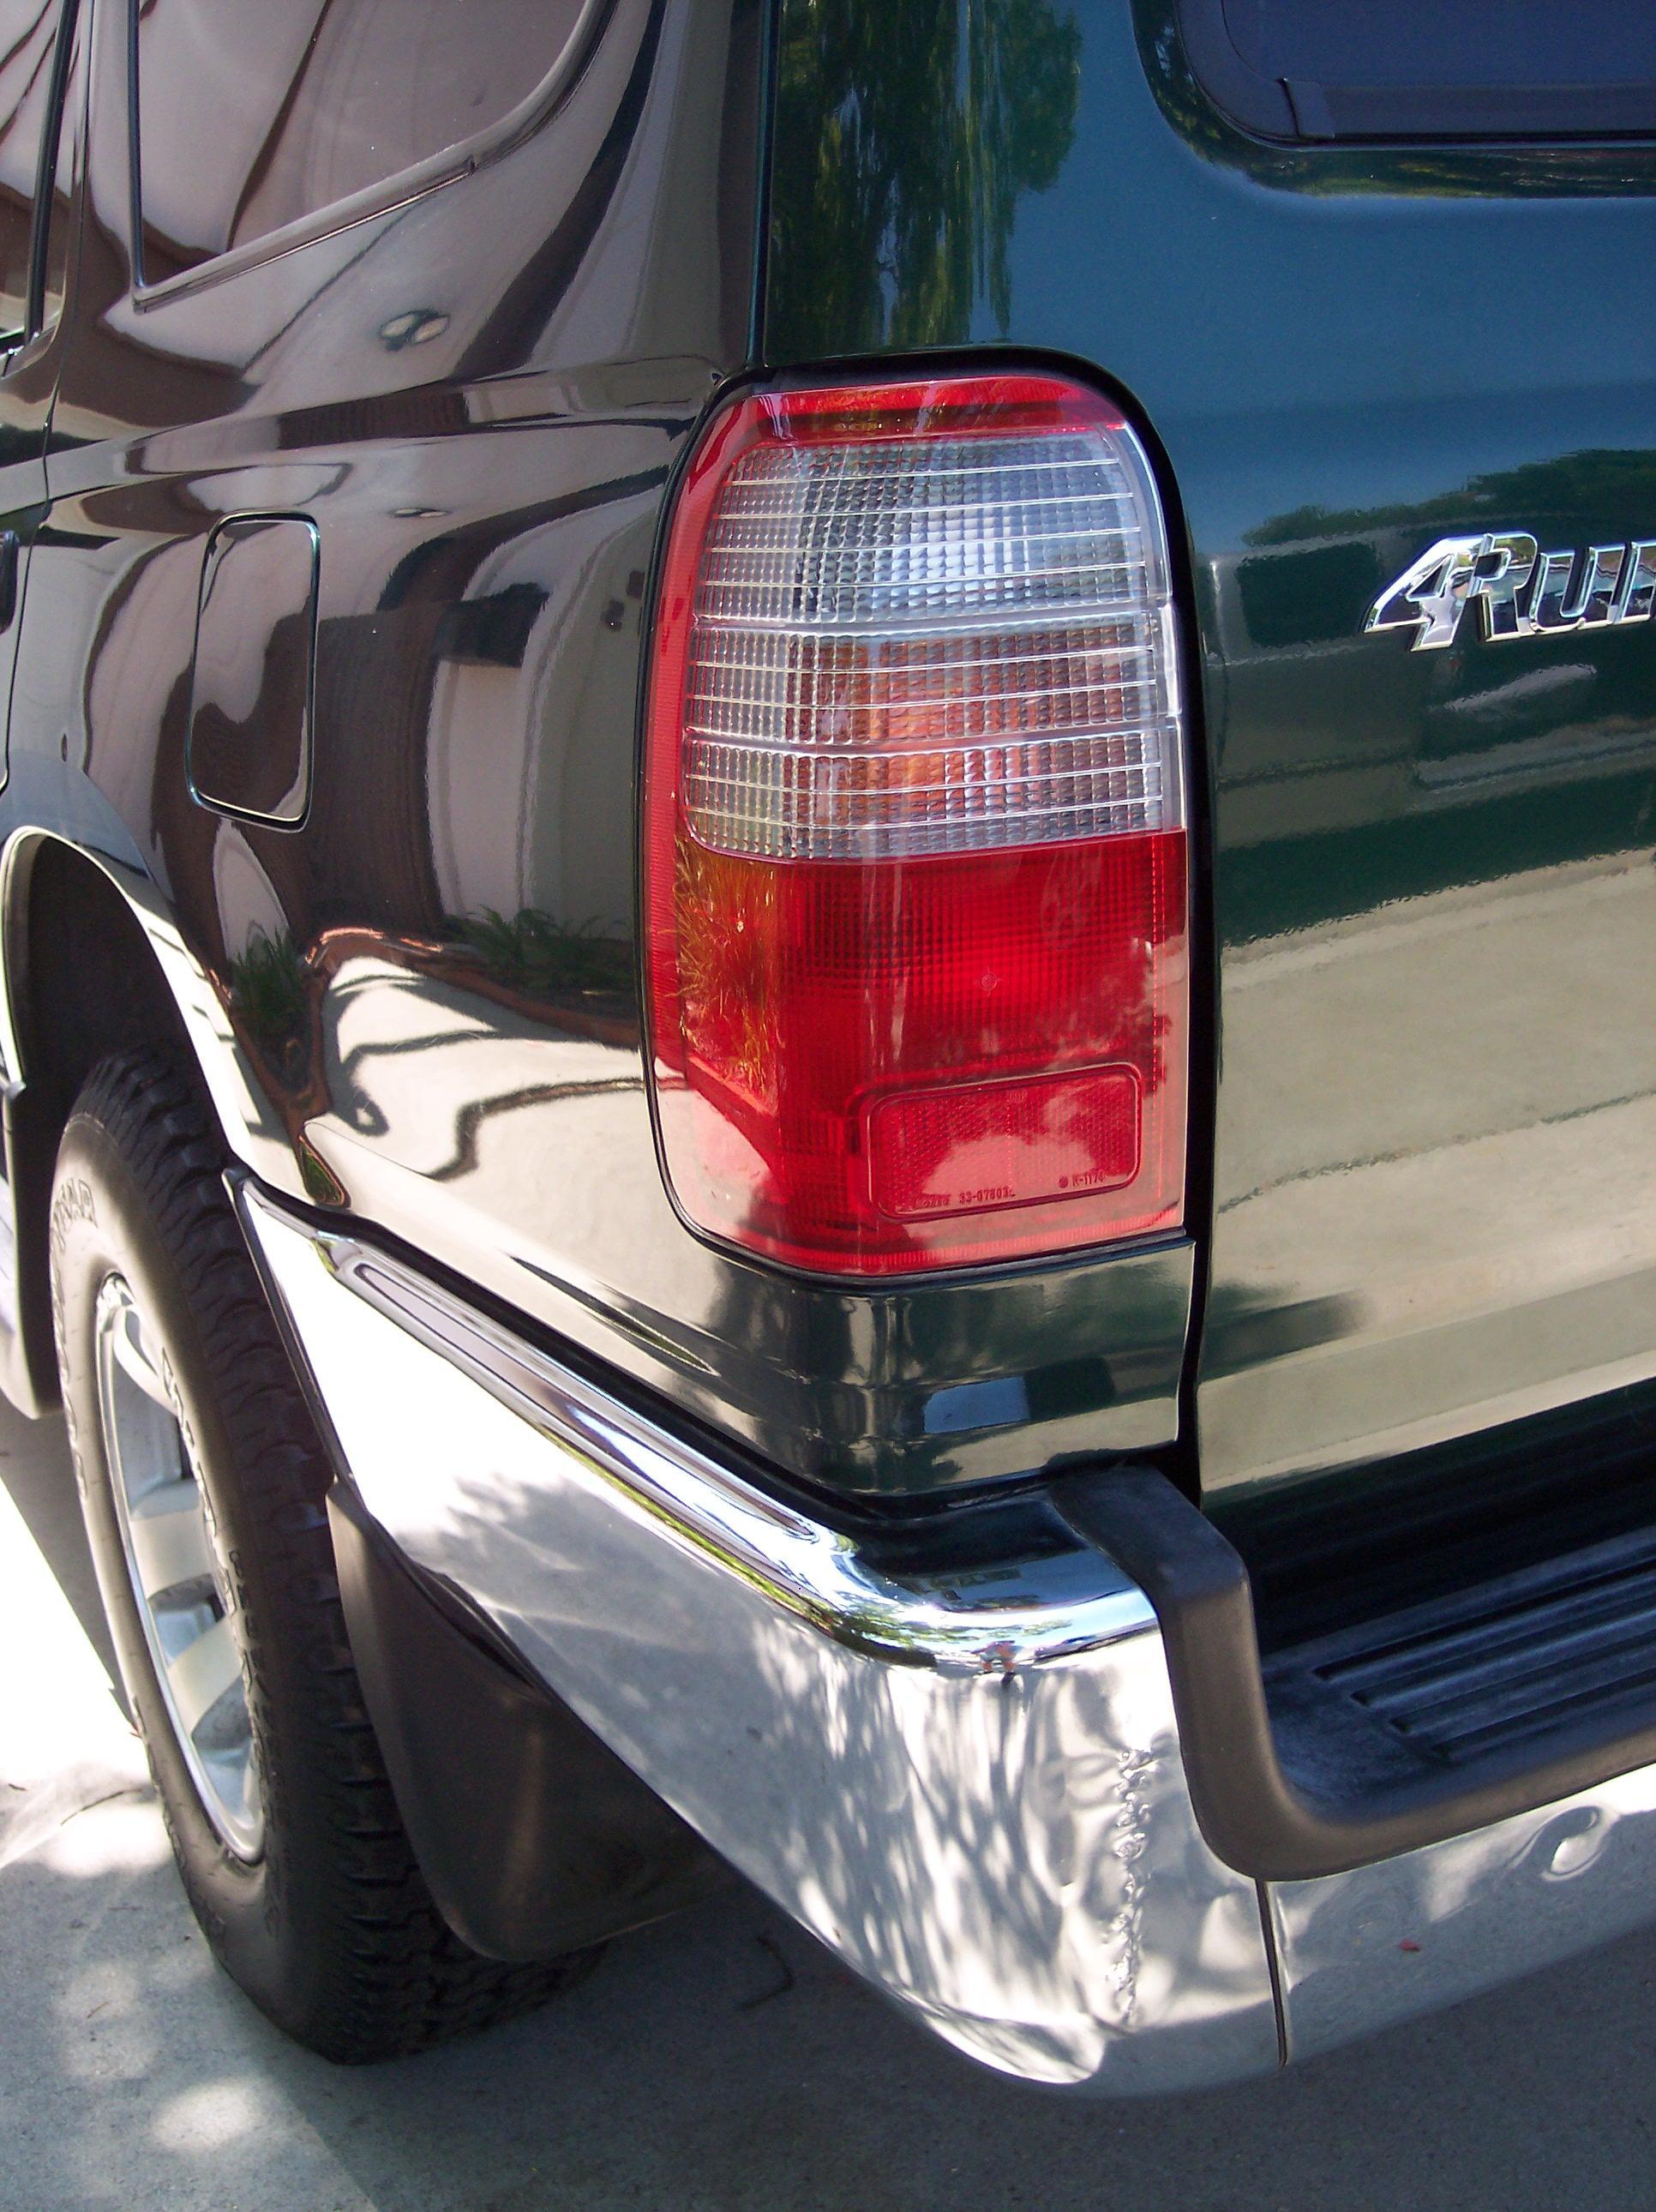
644;372;1189;1277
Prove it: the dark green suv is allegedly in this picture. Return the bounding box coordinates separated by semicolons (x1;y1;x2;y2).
3;0;1654;2089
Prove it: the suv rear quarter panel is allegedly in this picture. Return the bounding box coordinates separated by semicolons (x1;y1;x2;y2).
5;0;1191;1500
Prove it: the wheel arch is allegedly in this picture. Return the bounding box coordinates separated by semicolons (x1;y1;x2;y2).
0;826;303;1414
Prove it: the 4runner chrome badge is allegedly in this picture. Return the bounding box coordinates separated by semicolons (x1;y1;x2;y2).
1365;533;1656;651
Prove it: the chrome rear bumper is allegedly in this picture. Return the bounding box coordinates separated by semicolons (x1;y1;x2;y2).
240;1186;1656;2092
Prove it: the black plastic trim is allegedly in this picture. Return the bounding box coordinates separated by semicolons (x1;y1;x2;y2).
1053;1464;1656;1881
24;0;81;339
327;1477;726;1963
1172;0;1297;138
3;1083;63;1416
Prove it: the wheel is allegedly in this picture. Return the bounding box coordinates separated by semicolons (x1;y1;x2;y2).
49;1049;593;2060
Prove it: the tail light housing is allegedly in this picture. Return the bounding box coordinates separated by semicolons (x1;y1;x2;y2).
643;371;1189;1277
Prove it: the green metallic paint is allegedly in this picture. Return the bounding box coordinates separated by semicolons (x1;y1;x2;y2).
765;0;1656;1505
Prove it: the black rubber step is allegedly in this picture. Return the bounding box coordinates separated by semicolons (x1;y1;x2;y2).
1225;1384;1656;1655
1267;1525;1656;1781
1054;1466;1656;1881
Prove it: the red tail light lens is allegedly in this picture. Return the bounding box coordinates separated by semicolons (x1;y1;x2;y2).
643;372;1189;1277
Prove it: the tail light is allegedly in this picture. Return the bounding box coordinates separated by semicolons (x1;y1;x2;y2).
643;371;1189;1277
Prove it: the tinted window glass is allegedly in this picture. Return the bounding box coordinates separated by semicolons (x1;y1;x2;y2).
1227;0;1656;95
136;0;587;283
0;2;58;339
1183;0;1656;140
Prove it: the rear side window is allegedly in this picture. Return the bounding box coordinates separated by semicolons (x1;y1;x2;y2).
135;0;589;285
0;0;60;340
1179;0;1656;141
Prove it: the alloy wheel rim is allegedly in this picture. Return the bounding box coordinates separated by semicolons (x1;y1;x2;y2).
94;1274;265;1861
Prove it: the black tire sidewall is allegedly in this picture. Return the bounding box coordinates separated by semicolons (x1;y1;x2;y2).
51;1108;330;2035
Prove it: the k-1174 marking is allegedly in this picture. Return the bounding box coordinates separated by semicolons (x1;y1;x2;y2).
1366;532;1656;651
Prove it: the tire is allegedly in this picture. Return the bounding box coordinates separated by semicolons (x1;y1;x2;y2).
50;1049;593;2060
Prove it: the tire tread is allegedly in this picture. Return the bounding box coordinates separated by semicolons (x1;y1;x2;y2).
58;1050;590;2062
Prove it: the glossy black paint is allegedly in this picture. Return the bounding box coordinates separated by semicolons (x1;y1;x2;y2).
0;0;1190;1503
0;0;81;815
10;0;1650;1524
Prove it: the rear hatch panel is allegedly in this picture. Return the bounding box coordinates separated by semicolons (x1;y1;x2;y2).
765;0;1656;1508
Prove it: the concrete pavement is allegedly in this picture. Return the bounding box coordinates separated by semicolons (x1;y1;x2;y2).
3;1394;1653;2212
